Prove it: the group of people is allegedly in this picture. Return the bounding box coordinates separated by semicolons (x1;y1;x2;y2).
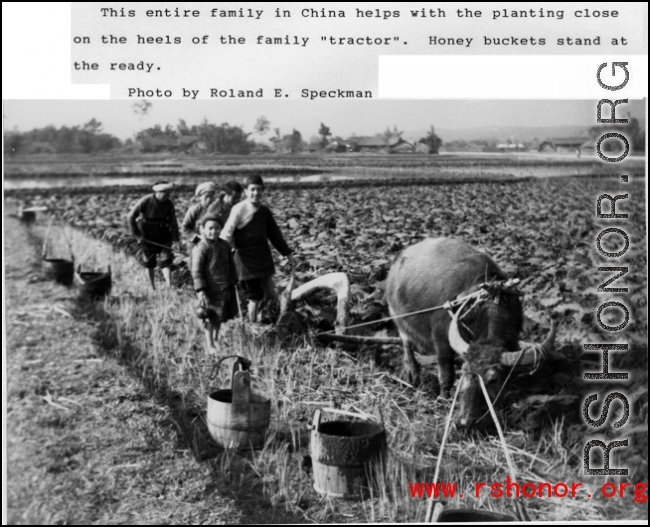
127;175;296;353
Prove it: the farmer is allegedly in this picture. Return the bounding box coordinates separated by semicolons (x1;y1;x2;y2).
192;213;238;353
220;174;296;323
206;180;243;227
181;182;218;259
127;181;180;289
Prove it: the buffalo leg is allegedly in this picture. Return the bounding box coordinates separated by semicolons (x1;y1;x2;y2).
437;357;455;399
401;337;421;386
433;327;455;398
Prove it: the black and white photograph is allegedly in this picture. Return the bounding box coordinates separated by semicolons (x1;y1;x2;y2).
4;3;648;525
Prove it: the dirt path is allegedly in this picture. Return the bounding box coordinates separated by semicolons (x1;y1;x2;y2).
4;215;307;524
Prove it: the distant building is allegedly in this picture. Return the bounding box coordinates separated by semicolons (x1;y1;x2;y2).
390;140;416;153
342;135;414;153
496;142;526;152
539;137;592;154
250;143;272;154
325;140;350;153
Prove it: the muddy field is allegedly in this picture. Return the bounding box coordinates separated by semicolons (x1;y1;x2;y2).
5;156;648;523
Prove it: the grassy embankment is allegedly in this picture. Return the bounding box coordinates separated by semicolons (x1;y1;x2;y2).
5;214;302;524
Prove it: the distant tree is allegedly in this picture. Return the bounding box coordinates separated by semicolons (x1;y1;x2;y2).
589;115;645;154
382;125;403;142
269;128;282;152
6;122;121;154
79;118;104;153
83;118;103;135
419;126;443;154
254;116;271;135
195;121;252;154
281;129;303;154
318;123;331;147
177;119;192;136
132;100;152;133
291;129;304;153
4;130;24;156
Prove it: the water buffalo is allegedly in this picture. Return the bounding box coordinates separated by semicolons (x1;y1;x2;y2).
385;237;555;427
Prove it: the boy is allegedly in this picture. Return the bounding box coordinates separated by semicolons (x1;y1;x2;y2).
220;175;296;323
127;181;180;289
192;214;238;353
206;180;243;227
182;181;217;259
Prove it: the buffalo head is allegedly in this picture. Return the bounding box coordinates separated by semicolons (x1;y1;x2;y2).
384;237;557;429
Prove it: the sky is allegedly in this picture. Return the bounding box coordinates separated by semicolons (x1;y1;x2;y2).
3;99;646;142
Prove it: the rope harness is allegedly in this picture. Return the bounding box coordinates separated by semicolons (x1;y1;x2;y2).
315;278;536;430
320;277;522;336
441;278;529;422
321;277;532;431
424;372;530;523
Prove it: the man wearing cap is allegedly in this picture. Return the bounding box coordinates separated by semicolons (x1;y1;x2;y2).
127;181;181;289
182;182;217;261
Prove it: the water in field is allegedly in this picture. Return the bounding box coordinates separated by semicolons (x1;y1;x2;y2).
3;173;350;190
4;153;644;190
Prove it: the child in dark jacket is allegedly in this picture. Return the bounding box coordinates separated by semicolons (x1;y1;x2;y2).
191;213;238;353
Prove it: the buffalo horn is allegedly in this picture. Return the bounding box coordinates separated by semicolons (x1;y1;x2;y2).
448;312;470;356
500;320;557;366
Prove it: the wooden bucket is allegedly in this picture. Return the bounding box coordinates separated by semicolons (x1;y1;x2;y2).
19;209;36;223
207;357;270;450
19;206;47;223
431;503;516;523
42;216;74;286
310;409;386;499
76;265;112;299
43;258;74;286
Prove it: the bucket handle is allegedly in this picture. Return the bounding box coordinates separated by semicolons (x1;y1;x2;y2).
310;409;322;432
60;225;74;261
424;372;530;523
42;213;74;261
42;215;55;259
208;355;251;383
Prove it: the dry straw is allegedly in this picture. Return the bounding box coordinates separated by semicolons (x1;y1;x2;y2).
21;216;643;523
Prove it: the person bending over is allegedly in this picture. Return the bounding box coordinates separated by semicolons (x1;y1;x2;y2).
127;181;180;289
